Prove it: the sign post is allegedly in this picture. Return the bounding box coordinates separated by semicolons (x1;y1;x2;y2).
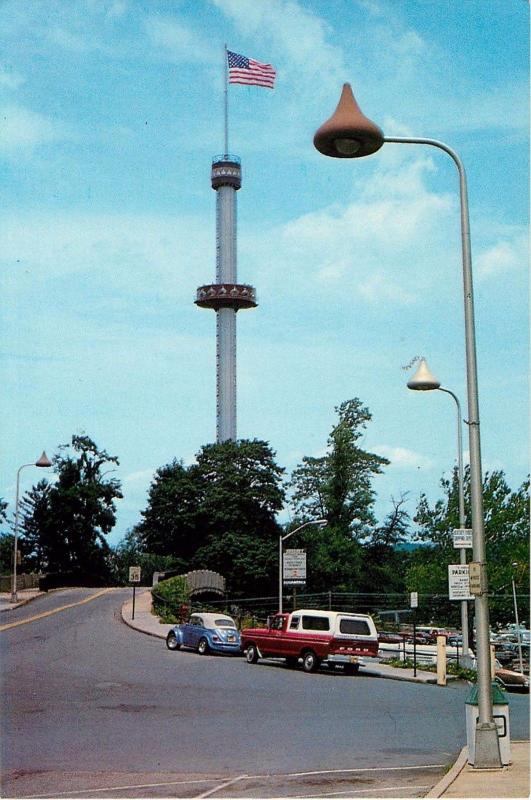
410;592;418;676
129;566;141;619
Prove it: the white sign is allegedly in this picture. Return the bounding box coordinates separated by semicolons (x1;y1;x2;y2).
453;528;473;548
129;566;141;583
448;564;473;600
410;592;418;608
283;549;306;585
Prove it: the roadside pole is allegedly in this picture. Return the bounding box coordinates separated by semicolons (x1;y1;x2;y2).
129;566;141;620
410;592;418;677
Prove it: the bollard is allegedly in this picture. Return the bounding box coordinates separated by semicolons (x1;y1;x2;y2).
437;635;447;686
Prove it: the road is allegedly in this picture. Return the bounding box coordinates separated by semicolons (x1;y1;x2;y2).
2;588;529;798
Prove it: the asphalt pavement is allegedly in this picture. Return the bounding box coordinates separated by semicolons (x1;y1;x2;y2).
3;586;529;798
121;588;530;799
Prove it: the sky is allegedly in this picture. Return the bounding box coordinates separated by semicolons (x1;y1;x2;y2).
1;0;529;547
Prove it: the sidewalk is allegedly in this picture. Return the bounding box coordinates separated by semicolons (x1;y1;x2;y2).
0;587;45;611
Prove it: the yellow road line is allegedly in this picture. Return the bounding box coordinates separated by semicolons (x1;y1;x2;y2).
0;588;112;631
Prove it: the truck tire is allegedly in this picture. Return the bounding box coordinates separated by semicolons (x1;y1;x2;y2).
246;644;259;664
302;650;320;673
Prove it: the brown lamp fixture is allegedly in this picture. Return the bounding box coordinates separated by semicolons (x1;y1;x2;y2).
313;83;384;158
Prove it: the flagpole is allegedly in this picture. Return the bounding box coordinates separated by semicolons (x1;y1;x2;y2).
224;43;229;156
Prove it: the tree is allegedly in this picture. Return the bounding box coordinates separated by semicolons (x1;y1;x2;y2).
133;460;205;563
361;494;411;595
0;499;11;574
134;439;286;596
406;468;529;626
20;435;122;581
289;399;389;591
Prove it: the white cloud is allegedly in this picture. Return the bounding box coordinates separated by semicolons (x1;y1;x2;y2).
373;444;433;470
268;152;456;307
0;104;70;152
0;65;24;89
144;16;215;64
1;211;212;301
476;231;528;281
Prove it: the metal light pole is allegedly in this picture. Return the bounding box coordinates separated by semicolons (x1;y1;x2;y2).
279;519;327;613
407;357;471;666
12;451;53;602
314;83;501;767
511;562;524;675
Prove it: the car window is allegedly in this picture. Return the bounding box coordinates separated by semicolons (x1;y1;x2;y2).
270;616;284;630
290;617;300;630
339;618;371;635
215;619;235;627
301;615;330;631
189;616;199;626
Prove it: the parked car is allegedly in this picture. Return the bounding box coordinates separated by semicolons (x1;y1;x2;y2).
166;612;241;656
471;658;529;692
494;662;530;692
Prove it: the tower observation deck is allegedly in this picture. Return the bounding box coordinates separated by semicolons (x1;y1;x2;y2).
195;155;257;442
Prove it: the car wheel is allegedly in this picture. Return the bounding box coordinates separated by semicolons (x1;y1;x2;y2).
197;638;209;656
302;650;320;673
166;632;181;651
246;644;259;664
344;663;359;675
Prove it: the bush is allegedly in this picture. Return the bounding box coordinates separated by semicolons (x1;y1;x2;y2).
151;575;190;623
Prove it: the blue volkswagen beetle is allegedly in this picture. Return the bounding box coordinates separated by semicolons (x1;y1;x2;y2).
166;612;241;656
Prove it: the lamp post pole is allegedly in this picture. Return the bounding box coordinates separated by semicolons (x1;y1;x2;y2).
12;452;53;603
279;520;326;613
511;562;524;675
314;84;501;767
407;360;471;666
438;386;471;667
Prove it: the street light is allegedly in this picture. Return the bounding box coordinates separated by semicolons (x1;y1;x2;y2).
407;357;471;666
279;519;327;613
314;83;501;768
12;451;53;603
511;562;524;675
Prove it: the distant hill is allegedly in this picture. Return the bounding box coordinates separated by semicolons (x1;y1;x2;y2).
395;541;431;552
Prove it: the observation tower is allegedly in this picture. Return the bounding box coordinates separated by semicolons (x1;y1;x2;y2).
195;155;257;442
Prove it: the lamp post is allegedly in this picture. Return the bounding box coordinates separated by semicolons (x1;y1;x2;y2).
11;451;53;603
407;357;471;667
511;561;524;675
314;84;501;767
279;519;327;613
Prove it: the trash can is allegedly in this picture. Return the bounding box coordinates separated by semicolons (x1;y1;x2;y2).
465;682;511;765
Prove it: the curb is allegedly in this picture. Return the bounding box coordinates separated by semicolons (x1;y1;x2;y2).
425;746;468;797
120;594;169;640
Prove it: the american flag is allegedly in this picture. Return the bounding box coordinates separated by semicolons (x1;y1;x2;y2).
227;50;276;89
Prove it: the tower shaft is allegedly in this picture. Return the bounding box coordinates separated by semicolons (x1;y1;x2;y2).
195;155;257;443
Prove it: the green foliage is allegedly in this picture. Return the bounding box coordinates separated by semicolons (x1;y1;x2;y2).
406;468;530;626
20;435;122;581
112;528;184;585
0;533;14;574
135;439;285;596
289;399;389;592
384;657;477;682
152;575;190;622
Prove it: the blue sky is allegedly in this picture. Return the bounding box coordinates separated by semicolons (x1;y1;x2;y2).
1;0;528;546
